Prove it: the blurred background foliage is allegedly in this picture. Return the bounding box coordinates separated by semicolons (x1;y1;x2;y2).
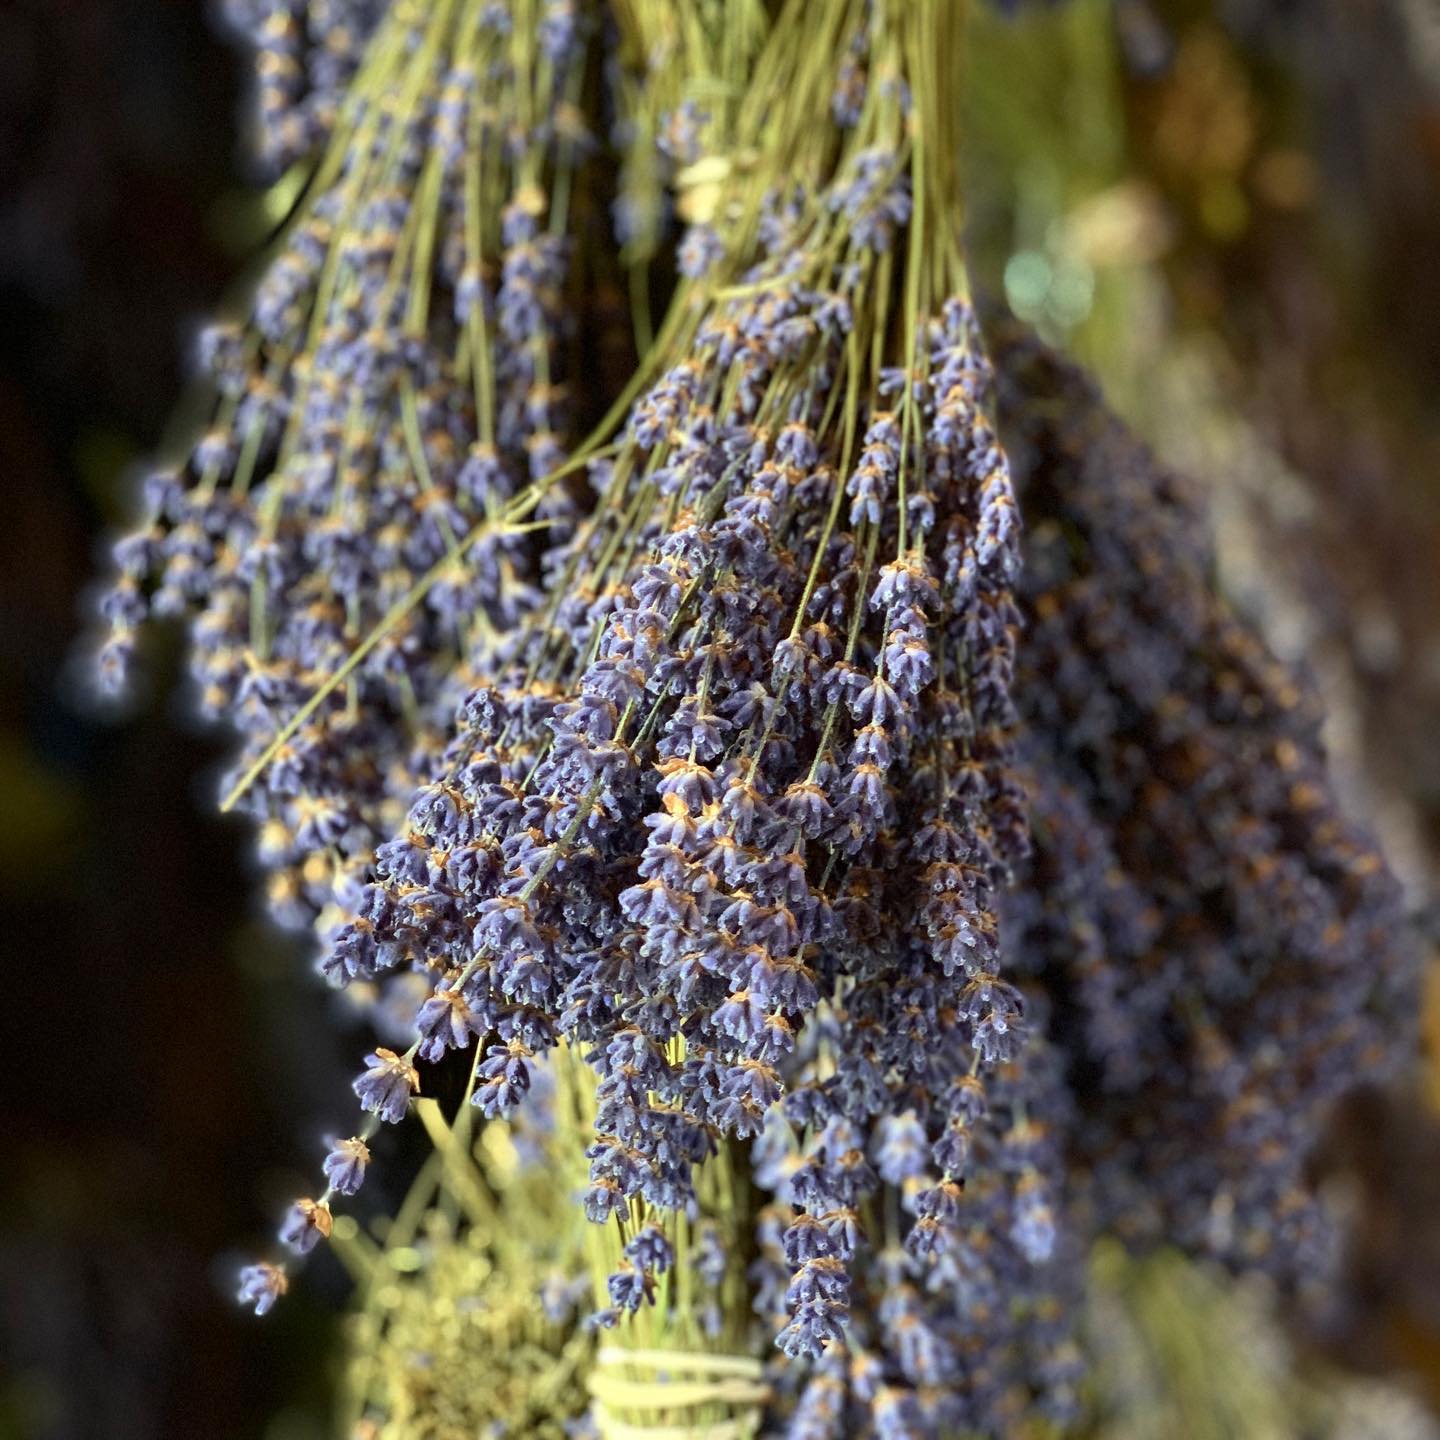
1;0;1437;1435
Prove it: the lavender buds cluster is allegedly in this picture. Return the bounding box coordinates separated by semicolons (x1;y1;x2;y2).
996;332;1418;1293
92;0;595;956
220;0;385;173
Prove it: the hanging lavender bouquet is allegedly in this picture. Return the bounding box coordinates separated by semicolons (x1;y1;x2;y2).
83;1;1420;1436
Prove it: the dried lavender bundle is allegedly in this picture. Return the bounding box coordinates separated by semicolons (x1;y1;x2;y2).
90;0;597;949
996;332;1419;1294
252;8;1093;1415
230;16;1100;1434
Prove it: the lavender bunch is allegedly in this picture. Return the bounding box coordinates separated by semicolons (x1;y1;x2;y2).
90;0;596;953
253;1;1077;1395
995;332;1419;1293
